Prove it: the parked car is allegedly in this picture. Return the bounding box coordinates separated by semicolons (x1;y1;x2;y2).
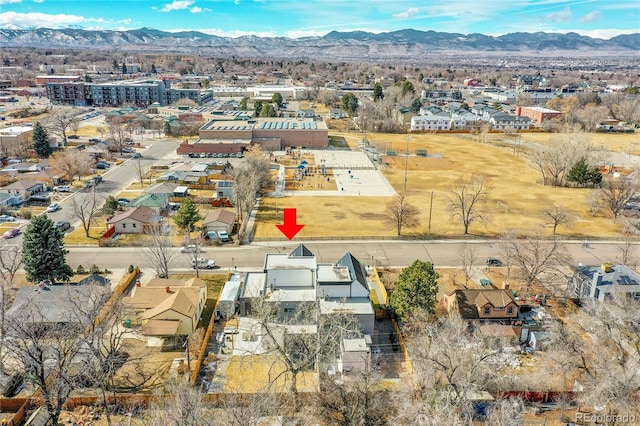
3;228;19;239
96;161;110;169
55;221;70;232
93;175;103;183
122;147;134;153
53;185;71;192
217;231;230;242
118;198;131;206
88;138;102;143
0;215;16;223
190;257;216;269
133;153;142;158
46;203;61;213
180;245;204;253
204;230;218;240
485;257;503;267
67;135;79;140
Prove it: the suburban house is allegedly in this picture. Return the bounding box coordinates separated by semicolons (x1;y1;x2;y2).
214;181;233;199
0;179;45;203
329;108;346;119
572;263;640;302
144;181;179;196
411;114;452;131
6;280;110;327
238;245;375;333
202;209;236;234
122;277;208;340
127;193;169;215
295;109;315;119
0;192;17;208
107;205;161;234
445;289;520;321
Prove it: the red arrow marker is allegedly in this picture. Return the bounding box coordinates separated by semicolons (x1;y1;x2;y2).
276;208;304;240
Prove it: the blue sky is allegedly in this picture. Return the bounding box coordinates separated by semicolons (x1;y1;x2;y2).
0;0;638;39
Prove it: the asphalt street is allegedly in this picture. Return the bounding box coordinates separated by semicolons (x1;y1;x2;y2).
65;239;634;272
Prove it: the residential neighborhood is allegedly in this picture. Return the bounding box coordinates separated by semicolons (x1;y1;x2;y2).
0;10;638;426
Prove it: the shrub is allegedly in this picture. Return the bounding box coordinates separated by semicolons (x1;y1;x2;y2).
76;265;86;274
90;264;100;274
18;209;32;219
127;264;135;273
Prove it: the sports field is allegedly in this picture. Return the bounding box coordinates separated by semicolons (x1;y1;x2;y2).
254;131;636;239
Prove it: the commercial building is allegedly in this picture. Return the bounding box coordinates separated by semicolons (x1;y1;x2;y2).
515;106;562;124
46;79;201;107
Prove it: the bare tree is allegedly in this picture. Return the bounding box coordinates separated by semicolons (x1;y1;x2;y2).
498;232;571;294
617;233;638;267
0;243;22;283
45;107;80;146
143;226;175;279
149;378;214;426
447;174;489;234
5;283;110;426
456;243;478;288
221;387;282;426
315;370;389;425
106;117;129;153
385;194;420;236
49;149;92;182
72;188;100;237
250;297;362;411
135;158;148;187
596;177;638;222
541;206;573;235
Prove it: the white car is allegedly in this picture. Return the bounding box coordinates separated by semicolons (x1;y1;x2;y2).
180;245;204;253
53;185;71;192
218;231;230;242
190;257;216;269
46;203;61;213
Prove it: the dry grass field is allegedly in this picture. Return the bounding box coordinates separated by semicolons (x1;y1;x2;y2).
256;131;636;239
224;354;316;393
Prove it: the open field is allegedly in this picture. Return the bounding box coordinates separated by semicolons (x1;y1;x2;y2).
255;131;634;239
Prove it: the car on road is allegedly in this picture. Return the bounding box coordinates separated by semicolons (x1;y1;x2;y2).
88;138;102;143
55;221;71;232
46;203;61;213
3;228;20;239
217;231;230;242
0;215;16;223
53;185;71;192
190;257;216;269
133;153;142;158
180;245;204;253
485;257;503;267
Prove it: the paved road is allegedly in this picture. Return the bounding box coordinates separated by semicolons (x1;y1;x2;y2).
7;137;183;246
65;239;632;272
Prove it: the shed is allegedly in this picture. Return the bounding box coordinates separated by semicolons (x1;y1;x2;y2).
218;280;241;320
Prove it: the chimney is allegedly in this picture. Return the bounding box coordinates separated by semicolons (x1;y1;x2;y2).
166;286;171;293
503;282;510;290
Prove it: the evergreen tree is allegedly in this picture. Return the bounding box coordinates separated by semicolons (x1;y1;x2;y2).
163;121;171;136
390;260;439;322
373;82;384;102
271;92;283;108
151;63;157;74
173;198;203;233
260;103;277;117
240;96;249;110
22;215;73;283
122;63;127;74
341;93;359;117
112;59;118;70
102;195;119;216
411;98;422;113
254;100;263;116
567;157;603;187
32;121;53;158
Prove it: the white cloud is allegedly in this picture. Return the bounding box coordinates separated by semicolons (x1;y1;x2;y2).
392;7;421;20
543;7;572;22
190;6;202;13
0;11;85;27
580;10;602;24
160;0;194;13
0;0;22;4
33;0;45;3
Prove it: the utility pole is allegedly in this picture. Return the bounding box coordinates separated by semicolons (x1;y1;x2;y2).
404;136;410;192
428;191;435;236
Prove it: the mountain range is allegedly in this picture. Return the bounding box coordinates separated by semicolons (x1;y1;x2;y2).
0;28;638;59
